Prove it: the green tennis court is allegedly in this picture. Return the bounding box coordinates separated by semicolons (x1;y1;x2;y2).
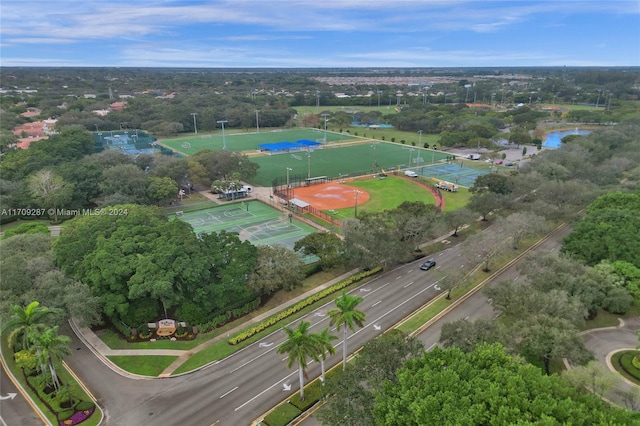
416;163;490;187
175;201;318;262
247;142;451;187
160;129;356;155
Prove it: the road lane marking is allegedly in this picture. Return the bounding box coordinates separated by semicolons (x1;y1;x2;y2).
235;372;296;411
403;281;414;288
371;300;382;307
219;387;238;399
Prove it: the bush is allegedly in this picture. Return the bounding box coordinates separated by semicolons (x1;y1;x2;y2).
619;353;640;381
262;402;302;426
75;400;95;411
228;267;382;345
289;381;325;411
58;409;75;421
2;221;50;239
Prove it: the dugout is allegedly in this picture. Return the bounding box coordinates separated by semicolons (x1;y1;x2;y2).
305;176;328;186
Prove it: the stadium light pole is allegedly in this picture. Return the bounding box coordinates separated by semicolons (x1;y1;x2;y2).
255;110;260;133
316;90;320;113
286;167;293;199
377;90;382;107
321;113;330;142
418;130;423;147
217;120;228;149
371;143;377;171
307;149;311;180
191;113;198;134
354;190;363;218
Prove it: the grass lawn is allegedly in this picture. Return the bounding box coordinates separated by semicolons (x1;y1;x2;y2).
159;128;355;155
97;328;207;350
248;142;449;187
171;273;377;375
332;175;436;219
107;355;178;376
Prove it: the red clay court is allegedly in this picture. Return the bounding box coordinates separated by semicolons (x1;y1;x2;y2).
290;183;370;210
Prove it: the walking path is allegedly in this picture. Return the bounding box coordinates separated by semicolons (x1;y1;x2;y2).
72;268;360;378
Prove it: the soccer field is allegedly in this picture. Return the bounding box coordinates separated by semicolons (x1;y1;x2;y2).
160;128;356;155
247;142;450;187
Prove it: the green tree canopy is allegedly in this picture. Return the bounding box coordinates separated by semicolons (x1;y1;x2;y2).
374;343;637;425
53;205;258;327
562;192;640;268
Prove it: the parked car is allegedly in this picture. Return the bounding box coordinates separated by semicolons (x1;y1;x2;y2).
420;259;437;270
494;160;503;165
504;161;515;167
404;170;418;178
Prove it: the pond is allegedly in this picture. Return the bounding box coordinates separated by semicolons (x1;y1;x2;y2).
542;128;591;149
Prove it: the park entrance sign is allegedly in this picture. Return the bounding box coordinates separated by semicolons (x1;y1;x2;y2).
156;319;177;337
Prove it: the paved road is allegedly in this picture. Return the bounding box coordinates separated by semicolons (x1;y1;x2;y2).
582;316;640;401
62;233;475;426
0;366;45;426
295;223;573;426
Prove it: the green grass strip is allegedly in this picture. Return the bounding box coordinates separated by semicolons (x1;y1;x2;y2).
107;355;178;377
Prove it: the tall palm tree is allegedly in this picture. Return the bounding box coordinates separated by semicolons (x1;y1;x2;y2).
31;326;71;391
3;301;61;352
315;327;337;384
277;321;322;400
328;291;366;370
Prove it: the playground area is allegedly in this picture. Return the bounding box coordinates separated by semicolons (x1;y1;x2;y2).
160;128;355;155
174;202;317;261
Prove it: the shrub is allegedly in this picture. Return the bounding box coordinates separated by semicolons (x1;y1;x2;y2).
263;402;302;426
289;381;325;411
58;409;75;421
138;325;153;340
75;400;95;411
2;221;50;239
619;353;640;381
228;267;382;345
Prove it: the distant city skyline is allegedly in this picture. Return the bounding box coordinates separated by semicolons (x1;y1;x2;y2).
1;1;639;68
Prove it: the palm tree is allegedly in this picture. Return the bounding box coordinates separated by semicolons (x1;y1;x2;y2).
315;327;337;384
31;326;71;392
3;301;61;352
328;291;366;370
277;321;322;400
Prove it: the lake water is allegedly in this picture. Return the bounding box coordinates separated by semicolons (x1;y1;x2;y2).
542;129;591;149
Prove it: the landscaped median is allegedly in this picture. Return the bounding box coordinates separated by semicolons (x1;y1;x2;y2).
255;226;569;426
1;335;103;426
169;267;384;375
228;268;382;345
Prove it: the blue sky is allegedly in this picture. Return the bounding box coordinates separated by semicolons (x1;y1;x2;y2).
1;1;639;68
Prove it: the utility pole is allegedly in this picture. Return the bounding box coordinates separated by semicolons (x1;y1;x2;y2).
255;110;260;133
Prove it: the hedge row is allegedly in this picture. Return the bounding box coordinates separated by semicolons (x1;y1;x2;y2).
619;353;640;381
228;267;382;345
195;298;261;333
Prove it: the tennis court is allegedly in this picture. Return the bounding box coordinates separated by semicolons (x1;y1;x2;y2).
415;163;489;187
160;129;356;155
175;201;318;261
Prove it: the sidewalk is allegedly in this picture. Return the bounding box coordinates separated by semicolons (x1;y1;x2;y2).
73;267;359;379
